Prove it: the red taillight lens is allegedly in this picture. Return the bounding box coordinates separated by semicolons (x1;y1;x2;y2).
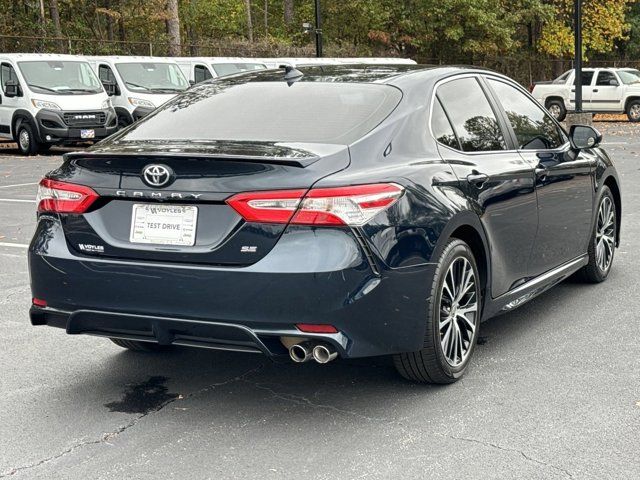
226;183;403;227
32;298;47;307
36;178;99;214
225;189;306;224
296;324;338;334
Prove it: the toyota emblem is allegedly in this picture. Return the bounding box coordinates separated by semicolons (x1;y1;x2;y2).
142;164;173;187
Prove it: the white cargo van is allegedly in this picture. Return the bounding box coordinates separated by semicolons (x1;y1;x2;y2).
0;53;116;155
173;57;267;85
85;56;189;128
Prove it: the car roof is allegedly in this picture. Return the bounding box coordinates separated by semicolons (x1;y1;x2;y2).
0;53;90;62
208;64;496;86
85;55;180;64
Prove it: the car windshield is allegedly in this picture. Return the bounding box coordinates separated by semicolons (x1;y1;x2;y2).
19;60;102;95
211;63;267;77
618;70;640;85
115;62;189;93
114;81;402;145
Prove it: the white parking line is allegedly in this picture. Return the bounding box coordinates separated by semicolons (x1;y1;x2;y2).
0;242;29;249
0;198;35;203
0;182;38;189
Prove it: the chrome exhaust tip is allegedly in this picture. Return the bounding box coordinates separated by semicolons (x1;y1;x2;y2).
289;341;314;363
312;343;338;364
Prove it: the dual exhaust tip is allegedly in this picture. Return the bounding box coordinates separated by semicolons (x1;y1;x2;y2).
289;341;338;364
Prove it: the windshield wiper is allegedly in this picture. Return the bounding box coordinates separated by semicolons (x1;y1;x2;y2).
125;81;150;90
28;84;58;93
149;87;185;93
61;88;101;94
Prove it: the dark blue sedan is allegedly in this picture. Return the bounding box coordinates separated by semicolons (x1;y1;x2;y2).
29;65;621;383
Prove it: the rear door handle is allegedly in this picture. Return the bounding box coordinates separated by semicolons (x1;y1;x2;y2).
466;172;489;188
593;88;599;92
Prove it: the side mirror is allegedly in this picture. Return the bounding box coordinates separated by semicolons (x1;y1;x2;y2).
4;79;20;97
102;80;117;96
570;125;602;150
609;79;619;87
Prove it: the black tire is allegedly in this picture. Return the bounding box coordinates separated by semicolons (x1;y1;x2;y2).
546;99;567;122
626;100;640;122
579;186;617;283
16;122;41;156
109;338;170;352
394;238;481;384
117;115;131;130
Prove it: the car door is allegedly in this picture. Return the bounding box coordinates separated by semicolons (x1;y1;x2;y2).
569;70;594;110
433;75;539;297
0;62;21;139
484;76;595;277
590;70;623;112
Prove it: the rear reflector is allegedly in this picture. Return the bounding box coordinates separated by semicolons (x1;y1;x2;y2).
296;324;339;334
32;298;47;307
36;178;99;214
226;183;403;226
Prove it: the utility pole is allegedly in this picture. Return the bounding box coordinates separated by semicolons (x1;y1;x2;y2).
574;0;582;113
314;0;323;57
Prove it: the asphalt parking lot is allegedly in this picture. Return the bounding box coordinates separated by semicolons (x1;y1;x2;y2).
1;124;639;480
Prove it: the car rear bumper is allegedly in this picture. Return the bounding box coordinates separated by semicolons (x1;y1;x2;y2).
29;216;434;358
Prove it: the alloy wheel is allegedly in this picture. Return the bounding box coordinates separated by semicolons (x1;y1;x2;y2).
439;257;478;367
629;104;640;121
596;196;615;272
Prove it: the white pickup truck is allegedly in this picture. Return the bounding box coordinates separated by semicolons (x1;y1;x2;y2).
531;67;640;122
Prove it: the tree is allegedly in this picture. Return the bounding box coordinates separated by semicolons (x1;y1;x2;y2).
166;0;181;55
244;0;253;42
539;0;635;58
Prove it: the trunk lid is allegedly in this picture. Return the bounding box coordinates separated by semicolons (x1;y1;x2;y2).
53;141;350;266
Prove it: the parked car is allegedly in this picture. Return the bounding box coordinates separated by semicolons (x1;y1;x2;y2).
0;53;116;154
531;67;640;121
173;57;267;85
85;56;189;129
29;65;621;383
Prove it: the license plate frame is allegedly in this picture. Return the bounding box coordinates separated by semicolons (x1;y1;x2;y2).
80;129;95;139
129;204;198;246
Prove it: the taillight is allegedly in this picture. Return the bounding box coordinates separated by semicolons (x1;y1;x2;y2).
226;183;403;226
36;178;99;214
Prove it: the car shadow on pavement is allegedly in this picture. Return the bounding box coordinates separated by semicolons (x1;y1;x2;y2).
40;278;605;429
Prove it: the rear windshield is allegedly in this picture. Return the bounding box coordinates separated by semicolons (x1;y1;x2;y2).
116;82;402;145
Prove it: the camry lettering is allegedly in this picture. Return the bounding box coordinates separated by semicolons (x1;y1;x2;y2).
115;190;202;200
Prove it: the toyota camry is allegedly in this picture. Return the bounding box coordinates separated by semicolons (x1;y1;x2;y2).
28;65;621;383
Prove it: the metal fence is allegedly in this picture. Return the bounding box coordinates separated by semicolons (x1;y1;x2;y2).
0;34;316;58
3;34;640;86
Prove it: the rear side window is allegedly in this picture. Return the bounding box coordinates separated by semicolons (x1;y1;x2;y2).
116;82;403;145
431;98;459;149
580;71;595;86
436;77;507;152
487;79;565;150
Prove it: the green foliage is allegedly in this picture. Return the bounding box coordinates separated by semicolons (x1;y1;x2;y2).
0;0;636;60
539;0;636;58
